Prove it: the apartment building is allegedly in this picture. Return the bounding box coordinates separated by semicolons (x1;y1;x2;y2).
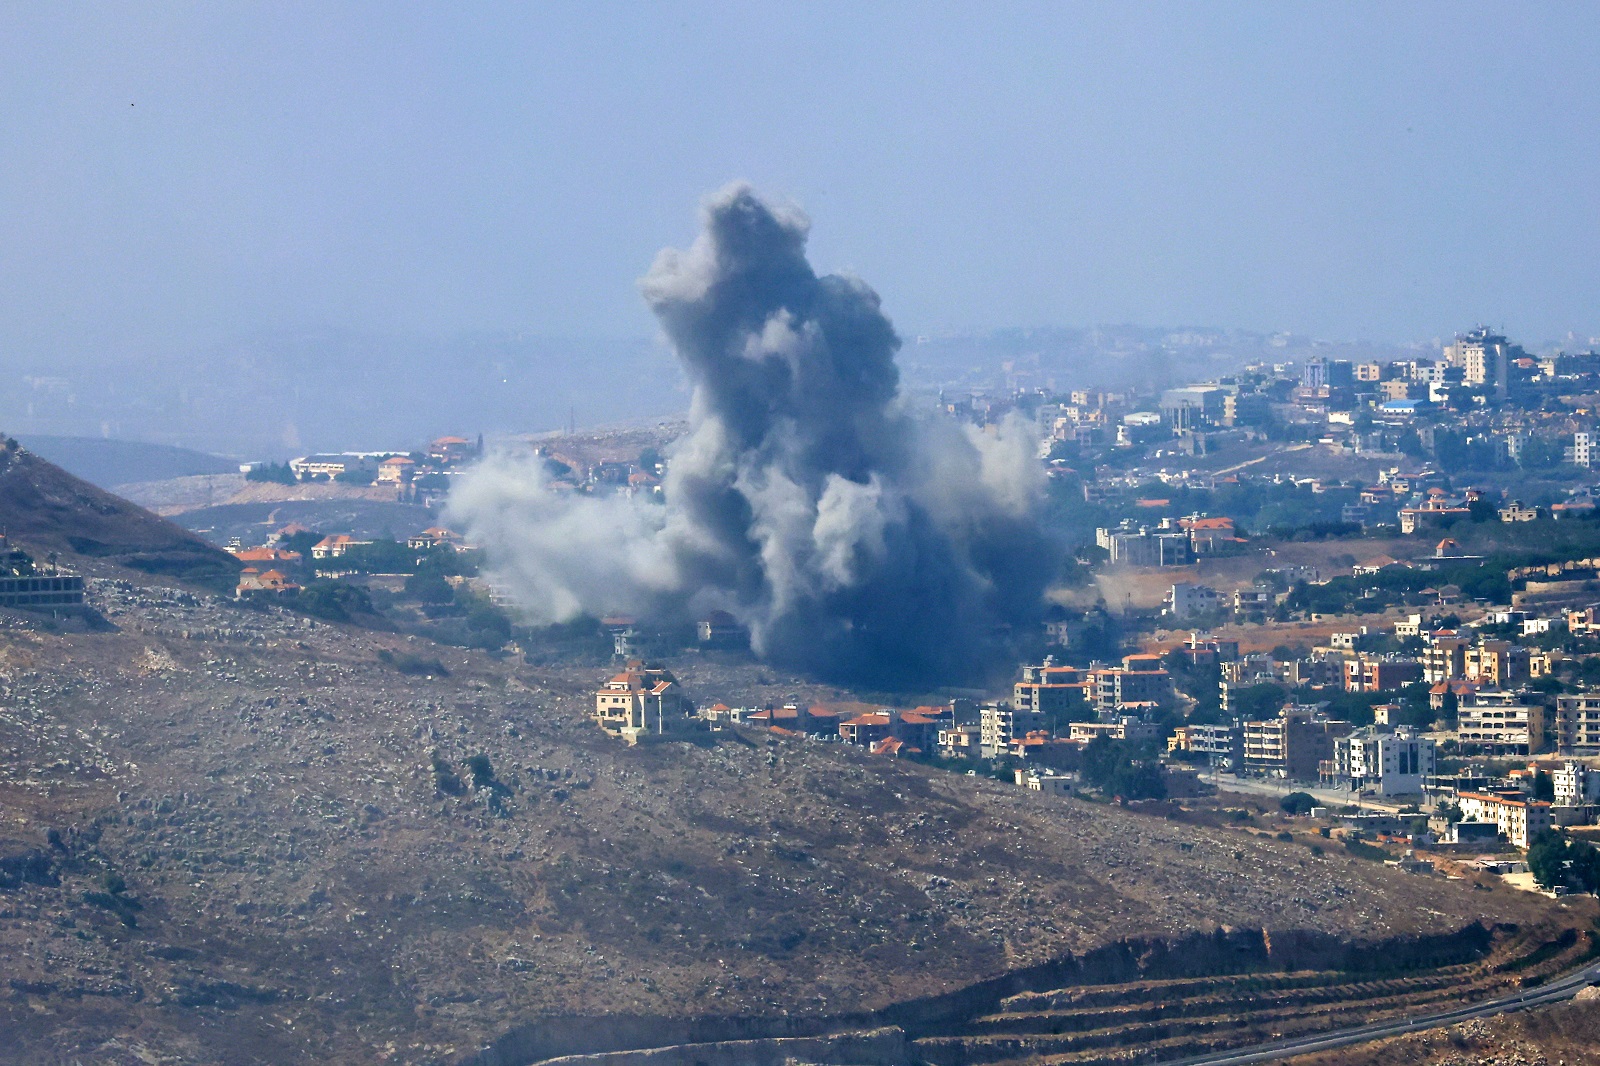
1244;708;1353;779
1457;691;1545;755
1553;761;1600;807
1168;721;1245;768
1342;655;1424;693
1087;655;1173;714
1013;662;1090;718
1555;692;1600;756
1456;791;1553;849
1328;726;1436;795
1466;640;1530;687
979;703;1044;759
1422;633;1472;683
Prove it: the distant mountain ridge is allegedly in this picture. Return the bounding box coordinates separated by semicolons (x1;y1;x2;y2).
16;434;238;490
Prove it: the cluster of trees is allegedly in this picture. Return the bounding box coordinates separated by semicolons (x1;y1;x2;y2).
1527;831;1600;895
1079;737;1167;802
1286;560;1513;617
245;462;296;484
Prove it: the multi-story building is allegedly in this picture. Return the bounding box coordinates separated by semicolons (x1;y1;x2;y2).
1168;721;1245;768
1553;761;1600;807
979;702;1043;759
593;661;693;741
1569;430;1595;469
938;723;983;760
1177;633;1241;667
1233;585;1276;615
1466;640;1530;688
1342;655;1424;693
1097;524;1193;567
1160;385;1228;429
1166;582;1220;619
1456;791;1552;849
1013;662;1090;719
1457;691;1545;755
1446;328;1515;397
1069;717;1159;744
1243;708;1353;779
1555;692;1600;755
1328;726;1435;795
1087;655;1173;714
1422;633;1471;683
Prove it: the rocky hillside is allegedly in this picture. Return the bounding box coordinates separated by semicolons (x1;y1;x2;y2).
0;569;1579;1065
0;436;239;588
1287;994;1600;1066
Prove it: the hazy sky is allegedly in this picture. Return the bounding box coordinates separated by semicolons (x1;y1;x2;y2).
3;3;1598;359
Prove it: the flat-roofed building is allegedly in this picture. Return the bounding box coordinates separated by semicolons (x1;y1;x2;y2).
1328;726;1435;795
1553;761;1600;806
1168;721;1244;768
1422;633;1471;683
1555;692;1600;756
1456;791;1552;849
1069;717;1159;744
1466;640;1530;688
1244;708;1352;780
1458;691;1544;755
1013;662;1091;719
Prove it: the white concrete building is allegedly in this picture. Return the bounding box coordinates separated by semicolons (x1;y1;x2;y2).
1553;761;1600;807
1331;726;1436;796
1456;792;1553;849
1165;582;1221;620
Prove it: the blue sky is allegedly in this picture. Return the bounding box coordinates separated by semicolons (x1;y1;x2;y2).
2;2;1598;357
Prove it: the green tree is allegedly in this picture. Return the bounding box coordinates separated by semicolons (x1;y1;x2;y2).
1527;831;1569;891
246;461;296;485
1280;791;1316;816
296;580;376;623
404;569;455;604
1079;737;1167;802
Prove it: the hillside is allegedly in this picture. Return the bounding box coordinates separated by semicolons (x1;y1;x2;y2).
1287;994;1600;1066
0;436;240;588
0;569;1581;1066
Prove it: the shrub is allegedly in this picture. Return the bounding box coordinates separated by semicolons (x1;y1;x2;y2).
1280;791;1316;816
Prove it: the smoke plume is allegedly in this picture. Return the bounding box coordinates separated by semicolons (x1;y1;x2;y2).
449;184;1053;687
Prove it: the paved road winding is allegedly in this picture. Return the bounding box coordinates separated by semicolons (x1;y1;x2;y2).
1156;958;1600;1065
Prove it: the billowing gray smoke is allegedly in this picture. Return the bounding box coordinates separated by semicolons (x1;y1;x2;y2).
449;184;1053;687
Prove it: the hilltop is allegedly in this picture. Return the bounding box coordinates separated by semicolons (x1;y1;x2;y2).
0;436;239;589
0;566;1580;1065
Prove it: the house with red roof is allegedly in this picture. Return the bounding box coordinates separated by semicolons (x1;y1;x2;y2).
593;660;693;743
236;567;300;599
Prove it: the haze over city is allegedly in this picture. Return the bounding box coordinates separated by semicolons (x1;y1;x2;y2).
3;3;1599;362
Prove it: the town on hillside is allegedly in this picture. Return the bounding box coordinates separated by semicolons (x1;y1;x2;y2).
101;326;1600;898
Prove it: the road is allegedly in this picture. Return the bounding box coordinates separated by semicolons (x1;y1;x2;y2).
1155;957;1600;1065
1213;773;1409;815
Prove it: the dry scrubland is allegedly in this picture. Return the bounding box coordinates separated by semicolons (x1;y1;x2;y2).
0;573;1580;1065
1285;994;1600;1066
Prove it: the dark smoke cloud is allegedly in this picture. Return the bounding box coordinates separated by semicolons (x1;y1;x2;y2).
449;184;1053;687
